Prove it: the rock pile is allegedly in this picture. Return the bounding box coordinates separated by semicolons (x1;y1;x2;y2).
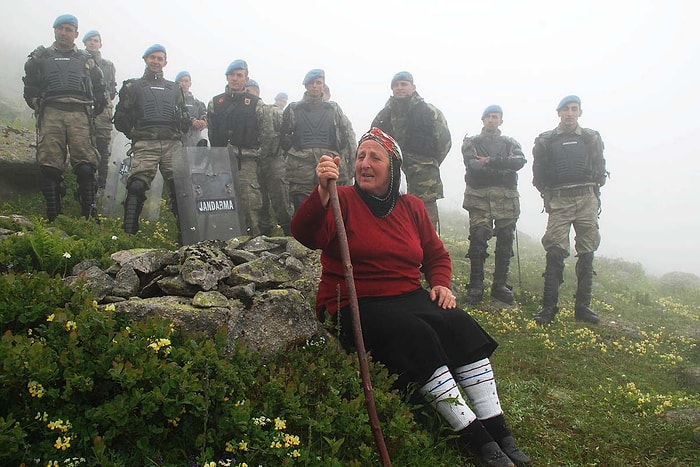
65;236;326;358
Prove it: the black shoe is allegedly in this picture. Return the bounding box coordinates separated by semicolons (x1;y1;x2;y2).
491;284;514;304
533;306;557;325
478;441;515;467
499;436;531;466
575;306;601;324
466;283;484;305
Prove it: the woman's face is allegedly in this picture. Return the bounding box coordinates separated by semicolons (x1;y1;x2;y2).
355;139;391;196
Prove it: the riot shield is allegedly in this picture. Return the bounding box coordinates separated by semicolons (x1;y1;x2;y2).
101;131;163;221
173;146;244;245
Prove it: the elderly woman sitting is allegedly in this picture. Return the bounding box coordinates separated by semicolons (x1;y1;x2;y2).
291;128;530;467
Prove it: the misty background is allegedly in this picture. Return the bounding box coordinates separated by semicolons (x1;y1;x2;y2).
1;0;698;276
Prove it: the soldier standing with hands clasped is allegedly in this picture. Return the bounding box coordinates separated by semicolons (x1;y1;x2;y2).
462;105;526;305
207;60;277;236
532;95;608;325
371;71;451;231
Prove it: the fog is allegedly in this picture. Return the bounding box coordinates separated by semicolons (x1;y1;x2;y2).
2;0;698;276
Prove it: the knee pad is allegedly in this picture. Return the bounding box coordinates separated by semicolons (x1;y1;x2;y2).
127;178;148;197
74;163;95;182
470;226;492;244
468;226;491;257
40;166;63;183
495;227;515;256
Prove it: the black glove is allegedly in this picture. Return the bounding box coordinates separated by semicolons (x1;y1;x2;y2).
279;135;293;152
94;101;106;116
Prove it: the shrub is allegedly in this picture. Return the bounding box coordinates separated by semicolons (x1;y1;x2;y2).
0;273;459;466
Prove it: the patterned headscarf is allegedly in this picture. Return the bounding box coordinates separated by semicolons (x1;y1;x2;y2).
354;127;403;218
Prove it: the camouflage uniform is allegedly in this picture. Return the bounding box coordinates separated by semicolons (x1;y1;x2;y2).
207;87;277;236
371;91;451;229
532;123;607;324
280;92;357;211
23;42;107;221
113;70;190;235
461;128;526;304
257;103;292;235
90;50;117;189
182;91;207;147
340;113;358;185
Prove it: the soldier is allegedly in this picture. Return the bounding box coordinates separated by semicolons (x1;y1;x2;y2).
81;30;116;194
532;95;608;325
323;83;357;185
245;78;292;235
113;43;190;236
23;14;108;221
371;71;451;231
207;60;276;236
175;70;208;147
273;92;288;110
461;105;526;305
279;69;354;211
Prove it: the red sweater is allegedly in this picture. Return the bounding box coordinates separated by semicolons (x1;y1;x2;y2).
291;186;452;317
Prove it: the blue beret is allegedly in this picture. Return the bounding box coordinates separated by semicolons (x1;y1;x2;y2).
481;105;503;119
246;78;259;89
556;95;581;111
303;69;324;85
225;60;248;75
175;71;190;82
142;43;166;59
82;30;100;42
53;14;78;29
391;71;413;87
275;92;288;100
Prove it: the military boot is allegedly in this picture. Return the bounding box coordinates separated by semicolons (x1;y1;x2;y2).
75;163;98;220
123;179;147;235
466;227;491;305
533;247;566;325
491;228;515;304
466;255;486;305
574;252;601;324
40;167;64;222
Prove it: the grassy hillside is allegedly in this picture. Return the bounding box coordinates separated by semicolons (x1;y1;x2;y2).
0;188;698;465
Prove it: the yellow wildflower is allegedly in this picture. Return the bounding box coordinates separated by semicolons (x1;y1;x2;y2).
28;381;45;398
54;435;72;450
273;417;286;431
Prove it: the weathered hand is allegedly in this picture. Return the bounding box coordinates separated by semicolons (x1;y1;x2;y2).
316;155;341;207
430;285;457;309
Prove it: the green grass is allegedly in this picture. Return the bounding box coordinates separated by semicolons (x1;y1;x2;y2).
1;194;698;466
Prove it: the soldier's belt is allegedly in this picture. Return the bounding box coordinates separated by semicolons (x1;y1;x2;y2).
549;185;595;197
43;101;91;111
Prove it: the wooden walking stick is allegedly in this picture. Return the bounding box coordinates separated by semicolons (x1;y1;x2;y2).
327;179;392;466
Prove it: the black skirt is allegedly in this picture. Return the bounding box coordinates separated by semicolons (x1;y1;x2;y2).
338;288;498;389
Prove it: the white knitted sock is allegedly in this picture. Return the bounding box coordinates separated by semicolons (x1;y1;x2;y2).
419;365;477;431
454;358;503;419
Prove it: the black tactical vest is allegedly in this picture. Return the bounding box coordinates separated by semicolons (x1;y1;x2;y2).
376;100;435;156
467;136;518;189
133;79;180;130
39;49;93;100
210;92;260;149
544;132;594;187
292;102;337;150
